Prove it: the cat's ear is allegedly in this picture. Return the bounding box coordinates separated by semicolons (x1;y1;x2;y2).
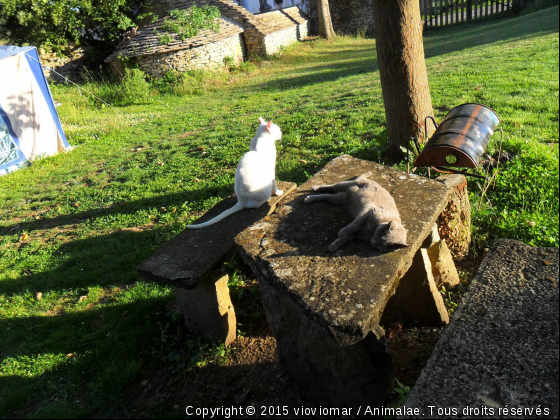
266;121;273;132
259;117;266;125
387;221;395;230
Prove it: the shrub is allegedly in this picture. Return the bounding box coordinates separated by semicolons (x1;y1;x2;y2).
113;68;155;105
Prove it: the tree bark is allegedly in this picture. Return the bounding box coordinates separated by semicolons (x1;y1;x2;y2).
372;0;434;163
317;0;335;40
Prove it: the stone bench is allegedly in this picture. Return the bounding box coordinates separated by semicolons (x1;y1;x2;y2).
235;155;465;408
403;239;559;418
136;181;296;346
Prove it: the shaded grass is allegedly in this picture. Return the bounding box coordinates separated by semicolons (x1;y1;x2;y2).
0;7;558;417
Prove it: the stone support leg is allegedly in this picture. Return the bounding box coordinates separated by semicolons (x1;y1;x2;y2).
174;272;236;346
259;280;393;409
383;248;450;325
437;175;471;261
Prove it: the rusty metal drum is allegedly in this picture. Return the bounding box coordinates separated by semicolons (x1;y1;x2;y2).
414;103;500;168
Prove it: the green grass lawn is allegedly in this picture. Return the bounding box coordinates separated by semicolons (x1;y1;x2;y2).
1;7;558;418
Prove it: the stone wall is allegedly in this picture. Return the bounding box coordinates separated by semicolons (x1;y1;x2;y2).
41;46;94;83
308;0;375;35
263;20;309;55
137;33;245;77
257;7;310;55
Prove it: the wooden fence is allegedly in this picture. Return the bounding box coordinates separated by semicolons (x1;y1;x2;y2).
420;0;522;27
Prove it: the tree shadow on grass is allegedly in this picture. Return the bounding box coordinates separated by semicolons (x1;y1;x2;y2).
245;46;378;93
0;296;172;417
0;185;234;237
0;228;164;296
0;295;294;418
245;9;558;93
0;275;302;418
423;7;559;58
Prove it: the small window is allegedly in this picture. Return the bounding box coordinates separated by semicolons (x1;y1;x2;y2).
0;120;18;167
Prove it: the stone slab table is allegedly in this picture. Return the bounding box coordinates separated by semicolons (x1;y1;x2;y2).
235;155;456;408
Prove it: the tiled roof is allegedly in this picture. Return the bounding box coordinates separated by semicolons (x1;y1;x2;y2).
105;0;309;62
106;1;246;61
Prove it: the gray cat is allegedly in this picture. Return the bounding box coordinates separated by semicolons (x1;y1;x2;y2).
304;172;408;252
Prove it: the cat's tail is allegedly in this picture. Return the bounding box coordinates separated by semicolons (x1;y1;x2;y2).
186;201;245;229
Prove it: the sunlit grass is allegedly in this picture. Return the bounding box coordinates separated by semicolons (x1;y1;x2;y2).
0;7;558;417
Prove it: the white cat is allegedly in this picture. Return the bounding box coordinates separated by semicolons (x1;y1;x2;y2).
187;117;283;229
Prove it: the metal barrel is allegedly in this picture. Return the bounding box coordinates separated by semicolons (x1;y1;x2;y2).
415;103;500;168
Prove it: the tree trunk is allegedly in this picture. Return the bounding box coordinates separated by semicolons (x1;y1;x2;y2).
372;0;434;163
317;0;335;40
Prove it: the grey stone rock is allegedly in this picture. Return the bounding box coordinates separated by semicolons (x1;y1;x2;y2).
236;155;451;346
236;155;455;408
383;248;450;326
427;239;461;289
404;239;559;418
436;174;471;260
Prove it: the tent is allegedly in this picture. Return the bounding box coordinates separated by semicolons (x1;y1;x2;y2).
0;45;69;175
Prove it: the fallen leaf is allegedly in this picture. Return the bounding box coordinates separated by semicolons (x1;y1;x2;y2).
36;292;43;300
78;296;87;302
19;232;29;242
543;260;552;266
67;353;75;358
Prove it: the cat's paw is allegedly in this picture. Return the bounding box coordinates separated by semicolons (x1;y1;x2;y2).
311;185;321;191
303;196;313;204
338;228;351;237
328;242;339;252
274;189;283;196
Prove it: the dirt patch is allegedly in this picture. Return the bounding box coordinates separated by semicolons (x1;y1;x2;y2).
123;336;320;419
386;326;444;388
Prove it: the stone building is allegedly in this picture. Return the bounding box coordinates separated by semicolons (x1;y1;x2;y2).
105;0;310;77
308;0;375;35
105;0;377;77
